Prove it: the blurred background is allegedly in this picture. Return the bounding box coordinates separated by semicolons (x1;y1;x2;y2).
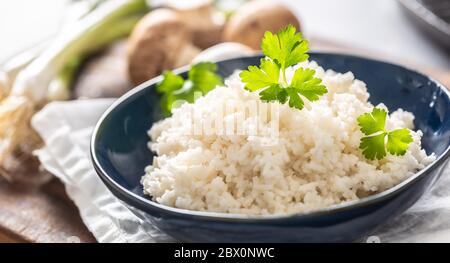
1;0;449;69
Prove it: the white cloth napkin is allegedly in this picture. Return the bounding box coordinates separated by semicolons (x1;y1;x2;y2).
31;99;173;243
31;99;450;243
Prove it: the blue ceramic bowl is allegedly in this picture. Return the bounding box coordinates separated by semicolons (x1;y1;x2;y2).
91;53;450;242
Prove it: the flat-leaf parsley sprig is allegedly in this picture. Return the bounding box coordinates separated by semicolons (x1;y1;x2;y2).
156;62;223;115
357;107;413;160
240;25;327;110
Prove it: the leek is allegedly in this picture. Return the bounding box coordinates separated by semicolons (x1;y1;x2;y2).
0;0;149;167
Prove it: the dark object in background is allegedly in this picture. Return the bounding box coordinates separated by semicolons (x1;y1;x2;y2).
399;0;450;50
91;54;450;242
73;40;133;99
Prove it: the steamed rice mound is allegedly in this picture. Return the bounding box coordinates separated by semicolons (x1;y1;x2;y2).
142;61;435;216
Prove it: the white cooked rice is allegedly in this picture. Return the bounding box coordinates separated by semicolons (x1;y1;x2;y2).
141;61;435;216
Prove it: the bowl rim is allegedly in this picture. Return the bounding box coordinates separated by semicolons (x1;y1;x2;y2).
91;52;450;222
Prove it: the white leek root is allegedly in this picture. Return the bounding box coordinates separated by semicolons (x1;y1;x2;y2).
0;97;34;164
0;72;9;101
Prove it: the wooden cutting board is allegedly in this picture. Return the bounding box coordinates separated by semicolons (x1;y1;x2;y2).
0;39;448;243
0;178;96;243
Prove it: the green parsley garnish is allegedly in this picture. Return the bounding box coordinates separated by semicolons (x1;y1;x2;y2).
157;62;223;115
357;107;413;160
240;25;327;110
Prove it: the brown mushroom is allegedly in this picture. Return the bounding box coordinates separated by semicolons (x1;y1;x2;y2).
223;1;301;50
127;9;201;85
173;3;225;49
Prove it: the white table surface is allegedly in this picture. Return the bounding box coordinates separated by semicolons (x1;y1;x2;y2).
0;0;449;70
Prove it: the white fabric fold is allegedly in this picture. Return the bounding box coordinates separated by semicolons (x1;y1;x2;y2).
32;99;171;243
31;99;450;243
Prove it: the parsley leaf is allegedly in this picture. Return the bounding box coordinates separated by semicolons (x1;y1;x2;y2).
291;67;327;102
188;62;223;93
357;107;387;135
360;133;387;160
157;71;184;93
259;84;283;102
156;62;223;115
386;129;414;156
357;107;413;160
286;87;304;109
261;24;309;69
240;59;280;91
240;25;326;110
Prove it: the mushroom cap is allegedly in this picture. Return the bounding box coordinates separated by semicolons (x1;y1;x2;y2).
223;1;301;50
127;9;193;85
175;3;225;49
